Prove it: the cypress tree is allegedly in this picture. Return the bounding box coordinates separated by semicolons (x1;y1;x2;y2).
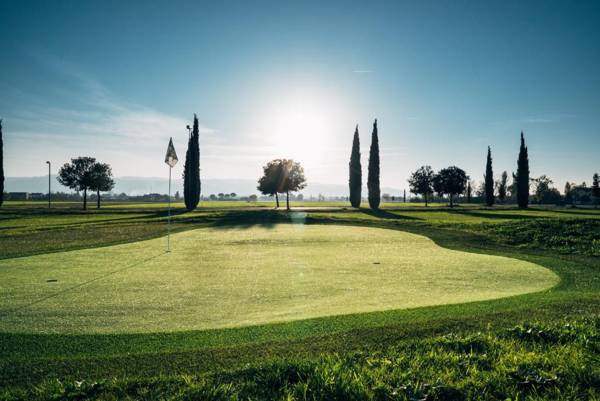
0;119;3;207
466;181;472;203
348;125;362;208
183;114;201;210
593;173;599;208
484;146;494;206
516;131;529;208
367;119;380;210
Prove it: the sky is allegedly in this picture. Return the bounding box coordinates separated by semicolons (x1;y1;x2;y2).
1;0;599;192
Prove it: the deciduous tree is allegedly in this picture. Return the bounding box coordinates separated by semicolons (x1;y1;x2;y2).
57;157;96;210
257;159;306;210
280;159;307;210
89;162;115;209
434;166;467;208
258;159;284;208
408;165;434;206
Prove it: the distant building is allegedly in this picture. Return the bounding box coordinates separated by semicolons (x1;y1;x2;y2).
8;192;29;201
29;193;45;200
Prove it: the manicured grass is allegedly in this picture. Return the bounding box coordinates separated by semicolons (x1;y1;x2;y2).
0;202;598;398
0;225;556;334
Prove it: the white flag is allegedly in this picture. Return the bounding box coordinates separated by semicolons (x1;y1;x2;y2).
164;137;178;167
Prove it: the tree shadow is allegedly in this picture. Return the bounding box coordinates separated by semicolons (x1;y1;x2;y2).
360;208;420;220
183;209;286;230
550;209;600;217
447;210;542;220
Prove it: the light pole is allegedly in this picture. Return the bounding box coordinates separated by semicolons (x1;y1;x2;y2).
45;161;51;208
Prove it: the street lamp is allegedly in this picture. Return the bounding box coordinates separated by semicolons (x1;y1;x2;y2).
45;161;51;208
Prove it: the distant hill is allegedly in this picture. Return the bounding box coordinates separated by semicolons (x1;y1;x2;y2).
4;176;403;197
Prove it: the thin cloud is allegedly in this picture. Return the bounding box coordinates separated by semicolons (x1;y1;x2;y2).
353;69;372;73
488;113;576;128
1;52;219;176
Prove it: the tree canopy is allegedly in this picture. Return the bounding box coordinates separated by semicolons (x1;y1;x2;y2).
408;165;434;206
531;175;560;205
433;166;467;207
57;157;96;210
257;159;306;209
89;162;115;209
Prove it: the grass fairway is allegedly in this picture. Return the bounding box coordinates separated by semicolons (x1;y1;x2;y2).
0;204;598;399
0;224;557;334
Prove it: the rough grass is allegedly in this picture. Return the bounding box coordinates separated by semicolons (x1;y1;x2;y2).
0;225;556;334
3;317;598;400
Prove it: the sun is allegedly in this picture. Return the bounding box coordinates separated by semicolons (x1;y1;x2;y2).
251;86;352;167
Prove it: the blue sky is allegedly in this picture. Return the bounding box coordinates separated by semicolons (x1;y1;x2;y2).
1;0;599;191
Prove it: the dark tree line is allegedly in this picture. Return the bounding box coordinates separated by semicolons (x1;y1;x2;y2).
407;132;532;208
475;135;530;208
408;166;467;208
183;114;201;211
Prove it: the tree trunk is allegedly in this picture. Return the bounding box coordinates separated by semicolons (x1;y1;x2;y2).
97;190;101;209
425;193;428;207
450;193;454;208
83;188;87;210
286;191;290;210
275;193;279;208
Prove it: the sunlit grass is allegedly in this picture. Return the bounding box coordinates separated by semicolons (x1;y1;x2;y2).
0;202;598;395
0;225;557;334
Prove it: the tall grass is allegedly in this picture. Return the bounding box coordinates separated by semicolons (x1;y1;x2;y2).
3;317;598;400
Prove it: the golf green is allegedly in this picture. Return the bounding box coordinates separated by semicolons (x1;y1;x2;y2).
0;224;558;334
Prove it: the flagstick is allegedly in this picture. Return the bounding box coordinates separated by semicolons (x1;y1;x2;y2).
167;164;172;252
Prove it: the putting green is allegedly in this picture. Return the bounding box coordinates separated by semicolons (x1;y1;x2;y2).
0;224;558;334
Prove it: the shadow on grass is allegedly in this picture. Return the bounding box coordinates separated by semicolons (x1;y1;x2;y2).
360;208;420;220
185;209;287;230
449;210;543;221
550;208;600;217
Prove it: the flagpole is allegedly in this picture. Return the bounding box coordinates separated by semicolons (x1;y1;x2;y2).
164;136;178;253
167;164;172;252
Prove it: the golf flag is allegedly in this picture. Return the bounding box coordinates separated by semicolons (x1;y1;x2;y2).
165;137;178;167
